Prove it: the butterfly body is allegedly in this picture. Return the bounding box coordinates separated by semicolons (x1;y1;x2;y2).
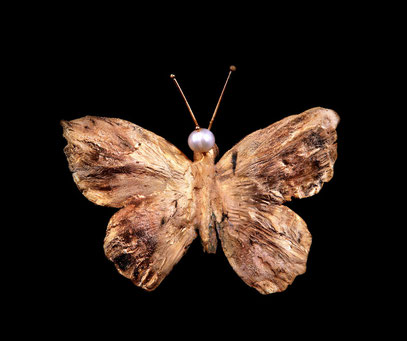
62;107;339;294
191;148;221;253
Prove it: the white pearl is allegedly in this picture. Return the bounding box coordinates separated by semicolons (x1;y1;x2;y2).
188;128;215;152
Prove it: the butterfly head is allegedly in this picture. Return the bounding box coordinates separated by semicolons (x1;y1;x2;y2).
171;65;236;153
188;128;215;153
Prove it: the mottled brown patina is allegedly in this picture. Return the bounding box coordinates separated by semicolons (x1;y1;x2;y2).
62;107;339;294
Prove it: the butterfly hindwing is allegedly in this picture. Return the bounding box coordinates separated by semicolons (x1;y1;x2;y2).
104;196;197;291
217;205;312;294
215;107;339;293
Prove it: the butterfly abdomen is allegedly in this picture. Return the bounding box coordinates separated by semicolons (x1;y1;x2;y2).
190;148;223;254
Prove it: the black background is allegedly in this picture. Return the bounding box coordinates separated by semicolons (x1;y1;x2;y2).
13;8;396;338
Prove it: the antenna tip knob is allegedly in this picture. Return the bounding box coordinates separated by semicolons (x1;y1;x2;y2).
170;74;176;79
229;65;236;72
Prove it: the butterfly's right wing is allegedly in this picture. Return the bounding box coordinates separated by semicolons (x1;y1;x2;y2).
215;107;339;294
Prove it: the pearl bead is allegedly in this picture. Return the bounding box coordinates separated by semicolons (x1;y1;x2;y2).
188;128;215;152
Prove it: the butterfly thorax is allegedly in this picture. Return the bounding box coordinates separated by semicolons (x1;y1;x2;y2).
191;147;222;253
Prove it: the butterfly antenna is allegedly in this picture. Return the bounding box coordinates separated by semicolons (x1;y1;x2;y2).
208;65;236;130
170;74;200;129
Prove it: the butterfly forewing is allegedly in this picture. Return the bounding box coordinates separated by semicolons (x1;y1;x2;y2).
215;107;339;294
62;116;191;208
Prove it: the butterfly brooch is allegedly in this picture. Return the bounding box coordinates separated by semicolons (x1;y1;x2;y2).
62;66;339;294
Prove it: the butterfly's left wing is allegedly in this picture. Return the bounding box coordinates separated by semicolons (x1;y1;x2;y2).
215;107;339;294
62;116;191;208
62;116;197;290
103;195;197;290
